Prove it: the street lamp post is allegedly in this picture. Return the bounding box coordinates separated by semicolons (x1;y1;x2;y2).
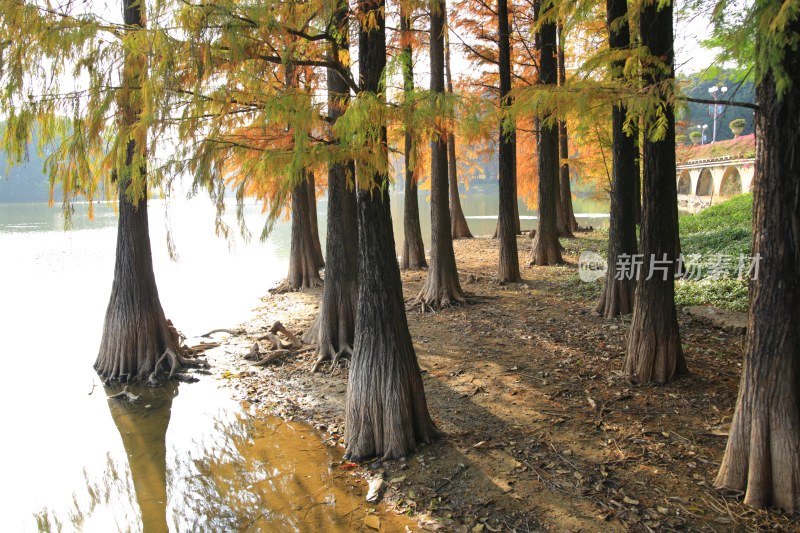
697;124;709;145
708;85;728;143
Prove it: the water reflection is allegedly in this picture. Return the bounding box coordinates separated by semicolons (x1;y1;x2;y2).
32;380;411;533
169;409;406;532
107;383;178;533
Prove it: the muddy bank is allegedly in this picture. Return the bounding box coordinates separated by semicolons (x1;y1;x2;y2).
210;234;798;532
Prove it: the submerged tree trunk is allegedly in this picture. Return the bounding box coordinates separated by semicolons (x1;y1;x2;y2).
624;0;686;384
306;171;325;269
346;0;440;460
496;0;520;281
596;0;638;318
557;22;577;237
445;11;473;240
714;11;800;510
400;10;428;270
95;0;190;382
307;0;358;370
417;0;465;307
286;176;323;290
530;6;563;265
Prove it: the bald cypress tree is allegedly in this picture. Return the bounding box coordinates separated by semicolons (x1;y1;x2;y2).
714;0;800;510
623;0;686;383
345;0;440;460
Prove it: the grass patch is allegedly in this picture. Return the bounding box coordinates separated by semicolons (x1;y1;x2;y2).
677;193;753;311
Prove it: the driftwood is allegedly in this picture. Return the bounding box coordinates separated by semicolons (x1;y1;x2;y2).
270;321;302;348
244;321;314;367
200;328;243;338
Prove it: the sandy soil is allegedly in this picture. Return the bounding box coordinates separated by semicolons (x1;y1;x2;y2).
207;233;799;533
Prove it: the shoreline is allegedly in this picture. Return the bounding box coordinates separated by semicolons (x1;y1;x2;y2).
210;234;796;532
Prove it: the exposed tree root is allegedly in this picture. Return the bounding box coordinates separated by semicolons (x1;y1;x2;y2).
270;321;302;348
270;277;324;294
311;344;353;373
148;347;208;385
200;328;243;337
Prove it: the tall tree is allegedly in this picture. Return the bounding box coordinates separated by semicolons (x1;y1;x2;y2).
556;21;577;237
445;7;473;239
286;172;324;290
307;0;359;371
95;0;199;382
714;0;800;511
623;0;686;383
400;4;428;270
595;0;638;317
497;0;521;280
306;172;325;268
284;64;323;291
530;0;563;265
416;0;466;307
345;0;440;460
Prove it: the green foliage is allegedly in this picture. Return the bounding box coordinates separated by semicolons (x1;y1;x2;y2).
729;118;747;128
675;71;755;142
676;193;753;311
674;278;749;312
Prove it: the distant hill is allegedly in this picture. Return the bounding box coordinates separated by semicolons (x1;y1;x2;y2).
677;72;756;144
0;144;61;203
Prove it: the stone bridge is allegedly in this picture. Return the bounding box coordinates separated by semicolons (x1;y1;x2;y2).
676;156;755;209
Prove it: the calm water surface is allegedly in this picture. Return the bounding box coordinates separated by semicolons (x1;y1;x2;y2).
0;189;607;531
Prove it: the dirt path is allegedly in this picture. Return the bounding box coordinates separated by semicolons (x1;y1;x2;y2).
210;234;798;532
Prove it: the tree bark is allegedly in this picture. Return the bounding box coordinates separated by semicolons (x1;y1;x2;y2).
346;0;440;460
94;0;186;382
714;10;800;511
596;0;638;318
530;5;563;266
306;171;325;269
400;8;428;270
623;0;686;384
556;23;578;236
445;10;473;240
417;0;465;307
286;176;323;290
306;0;358;369
496;0;520;281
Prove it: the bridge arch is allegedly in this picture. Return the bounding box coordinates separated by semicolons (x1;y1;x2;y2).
720;167;743;197
696;169;713;196
677;171;691;194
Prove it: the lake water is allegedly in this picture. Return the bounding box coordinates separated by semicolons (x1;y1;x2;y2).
0;189;608;531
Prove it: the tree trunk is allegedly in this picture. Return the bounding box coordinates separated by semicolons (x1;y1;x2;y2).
346;0;440;460
400;10;428;270
94;0;186;382
306;0;358;370
624;0;686;384
530;6;563;266
417;0;465;307
714;10;800;511
286;177;323;290
496;0;520;281
556;22;577;237
445;10;473;240
306;171;325;268
596;0;638;318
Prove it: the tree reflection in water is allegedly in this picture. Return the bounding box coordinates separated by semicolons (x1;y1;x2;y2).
34;382;409;532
